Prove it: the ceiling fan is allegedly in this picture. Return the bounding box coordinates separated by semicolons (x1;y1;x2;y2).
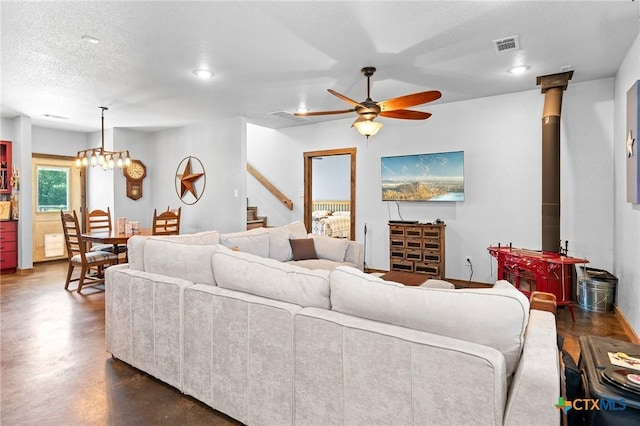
294;67;441;138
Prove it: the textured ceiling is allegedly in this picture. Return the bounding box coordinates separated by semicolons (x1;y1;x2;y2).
1;1;639;133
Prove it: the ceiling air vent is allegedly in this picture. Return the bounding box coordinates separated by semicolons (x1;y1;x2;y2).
268;111;310;123
492;35;520;55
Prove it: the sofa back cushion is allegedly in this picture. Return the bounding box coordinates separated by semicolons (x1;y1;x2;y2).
329;267;529;376
127;231;220;272
213;246;331;309
142;238;219;285
220;228;270;258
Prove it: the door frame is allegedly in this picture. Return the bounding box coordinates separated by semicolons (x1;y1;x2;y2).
303;147;356;240
32;153;87;262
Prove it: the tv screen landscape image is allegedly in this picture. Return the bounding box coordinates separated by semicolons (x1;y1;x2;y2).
381;151;464;201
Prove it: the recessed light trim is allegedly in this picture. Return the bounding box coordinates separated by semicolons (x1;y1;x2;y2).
193;69;214;79
507;65;530;75
81;35;100;44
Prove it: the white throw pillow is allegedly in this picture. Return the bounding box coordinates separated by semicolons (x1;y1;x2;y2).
308;234;348;262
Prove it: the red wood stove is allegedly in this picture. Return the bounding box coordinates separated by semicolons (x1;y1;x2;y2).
488;246;588;322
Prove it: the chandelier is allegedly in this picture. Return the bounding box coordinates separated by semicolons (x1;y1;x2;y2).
75;107;132;169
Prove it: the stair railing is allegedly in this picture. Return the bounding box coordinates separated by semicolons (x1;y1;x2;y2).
247;163;293;210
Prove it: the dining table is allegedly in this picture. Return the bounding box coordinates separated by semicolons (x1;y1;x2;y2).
81;228;152;263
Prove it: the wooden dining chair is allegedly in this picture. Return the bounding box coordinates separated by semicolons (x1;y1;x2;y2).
85;207;127;257
60;210;118;293
152;207;181;236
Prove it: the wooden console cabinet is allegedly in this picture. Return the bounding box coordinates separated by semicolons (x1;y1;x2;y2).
388;222;446;279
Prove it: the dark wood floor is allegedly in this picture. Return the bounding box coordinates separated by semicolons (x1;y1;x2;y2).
1;261;637;424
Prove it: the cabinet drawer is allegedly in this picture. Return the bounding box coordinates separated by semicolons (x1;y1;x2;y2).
405;250;423;261
0;222;17;242
390;249;405;259
405;226;422;238
0;241;17;252
405;238;422;250
414;263;440;276
390;238;405;248
391;259;414;272
423;228;441;239
423;251;441;263
389;226;405;237
0;251;17;269
423;239;441;251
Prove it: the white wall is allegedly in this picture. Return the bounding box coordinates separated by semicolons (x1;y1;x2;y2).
152;117;247;234
248;79;615;283
113;128;153;227
614;33;640;334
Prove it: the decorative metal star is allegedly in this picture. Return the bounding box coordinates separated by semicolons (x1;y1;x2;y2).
628;130;635;158
176;158;204;199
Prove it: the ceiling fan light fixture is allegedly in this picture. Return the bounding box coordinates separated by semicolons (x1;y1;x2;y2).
354;120;383;138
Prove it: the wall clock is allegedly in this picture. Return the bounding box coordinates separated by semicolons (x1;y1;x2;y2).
175;156;206;205
123;160;146;201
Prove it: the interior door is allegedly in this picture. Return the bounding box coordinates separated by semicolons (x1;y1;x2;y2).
32;155;84;263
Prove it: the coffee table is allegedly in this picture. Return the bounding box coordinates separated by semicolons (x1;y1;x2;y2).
379;270;430;286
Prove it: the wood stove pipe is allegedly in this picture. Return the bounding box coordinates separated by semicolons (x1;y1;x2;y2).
536;71;573;253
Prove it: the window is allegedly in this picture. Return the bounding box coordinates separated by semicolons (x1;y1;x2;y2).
37;166;70;212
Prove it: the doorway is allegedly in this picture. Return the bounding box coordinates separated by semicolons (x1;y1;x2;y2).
303;148;356;240
32;154;85;262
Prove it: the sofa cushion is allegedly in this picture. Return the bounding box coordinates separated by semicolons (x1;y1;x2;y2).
290;238;318;260
265;226;293;262
309;234;348;262
287;259;357;270
220;228;270;258
213;246;331;309
329;267;529;376
142;238;219;285
152;230;220;245
285;221;308;239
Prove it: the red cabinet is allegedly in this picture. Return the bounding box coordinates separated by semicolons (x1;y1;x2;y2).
0;220;18;273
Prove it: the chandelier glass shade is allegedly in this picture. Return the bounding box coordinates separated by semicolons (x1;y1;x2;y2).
353;119;383;138
75;107;132;170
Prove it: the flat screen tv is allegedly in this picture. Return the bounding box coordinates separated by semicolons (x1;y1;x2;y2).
381;151;464;201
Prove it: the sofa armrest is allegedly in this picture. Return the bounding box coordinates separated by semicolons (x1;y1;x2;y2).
503;309;560;426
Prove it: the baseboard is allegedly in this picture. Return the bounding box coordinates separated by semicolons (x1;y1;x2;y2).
614;305;640;344
17;267;35;275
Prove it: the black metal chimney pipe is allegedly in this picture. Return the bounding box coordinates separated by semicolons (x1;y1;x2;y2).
536;71;573;253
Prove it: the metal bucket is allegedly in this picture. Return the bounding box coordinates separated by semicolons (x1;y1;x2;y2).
576;267;618;313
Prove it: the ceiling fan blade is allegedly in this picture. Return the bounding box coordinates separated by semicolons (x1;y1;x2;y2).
379;109;432;120
378;90;442;112
294;109;355;117
328;89;364;107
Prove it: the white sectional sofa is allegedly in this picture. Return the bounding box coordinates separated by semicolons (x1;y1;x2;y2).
105;227;560;426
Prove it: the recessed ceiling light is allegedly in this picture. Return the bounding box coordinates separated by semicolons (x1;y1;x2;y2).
507;65;530;75
81;35;100;44
193;69;214;79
